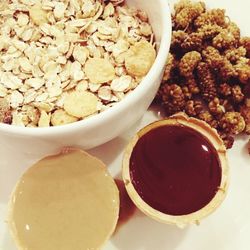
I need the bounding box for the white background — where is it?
[1,0,250,249]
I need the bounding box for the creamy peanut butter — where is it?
[8,149,119,250]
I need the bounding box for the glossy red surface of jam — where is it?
[129,125,222,216]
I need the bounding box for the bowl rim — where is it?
[0,0,172,137]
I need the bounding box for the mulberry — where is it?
[197,62,217,102]
[160,84,185,115]
[219,112,245,135]
[240,104,250,134]
[212,22,240,50]
[202,46,224,70]
[231,85,244,103]
[240,37,250,58]
[224,46,247,63]
[213,30,237,50]
[197,24,223,39]
[181,33,203,51]
[185,100,203,116]
[219,59,238,81]
[182,86,192,100]
[171,30,187,51]
[202,46,237,80]
[186,76,200,94]
[220,99,235,112]
[235,57,250,84]
[175,1,205,29]
[174,0,193,14]
[163,53,177,81]
[179,51,202,78]
[218,132,234,149]
[198,111,218,128]
[218,83,231,97]
[208,97,225,116]
[228,22,241,41]
[194,9,226,28]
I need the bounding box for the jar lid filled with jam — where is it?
[123,113,229,227]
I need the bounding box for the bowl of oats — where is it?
[0,0,171,153]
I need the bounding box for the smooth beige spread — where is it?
[8,149,119,250]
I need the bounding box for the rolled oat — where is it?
[0,0,156,127]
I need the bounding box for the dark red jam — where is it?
[129,125,222,216]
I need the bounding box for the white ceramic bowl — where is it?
[0,0,171,155]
